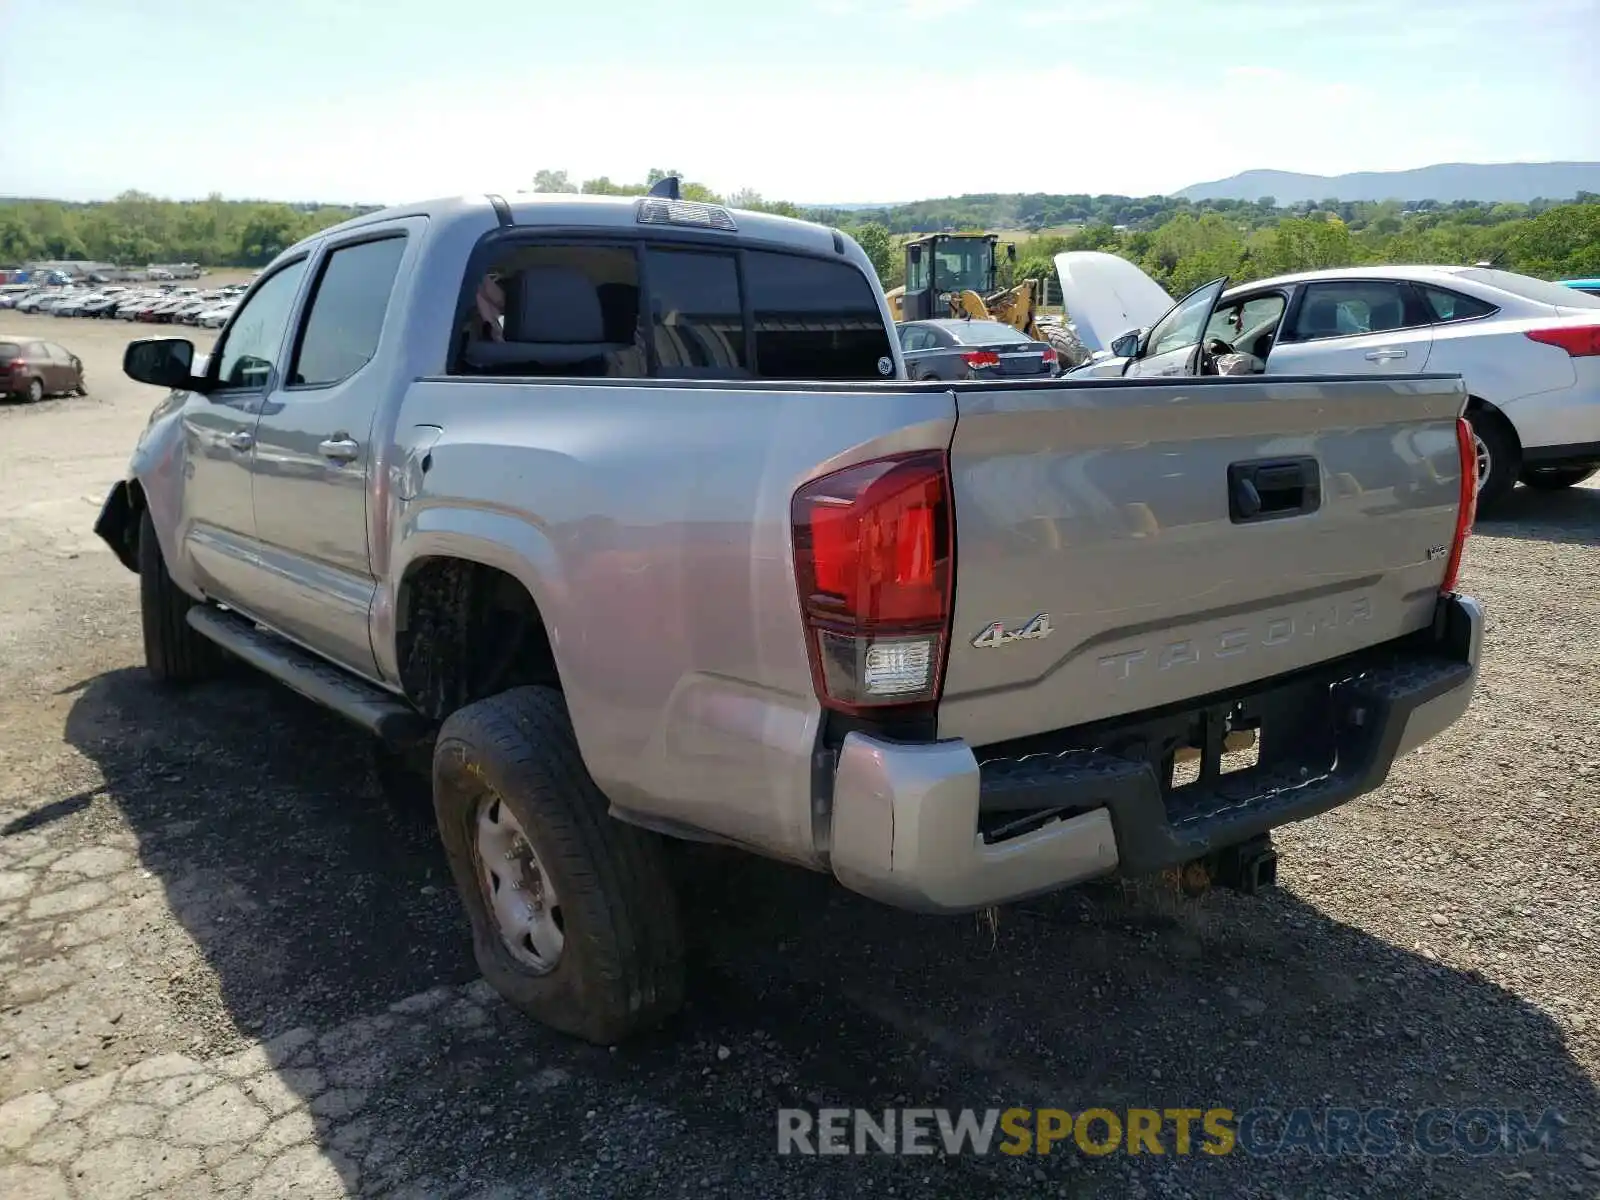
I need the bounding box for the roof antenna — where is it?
[647,175,681,200]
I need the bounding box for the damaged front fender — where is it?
[94,480,140,573]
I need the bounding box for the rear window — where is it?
[1454,269,1600,310]
[452,240,891,382]
[648,248,747,376]
[0,343,18,358]
[744,251,894,379]
[947,322,1031,346]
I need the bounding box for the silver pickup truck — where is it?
[95,188,1483,1044]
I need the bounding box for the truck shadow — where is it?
[1475,482,1600,545]
[54,666,1596,1197]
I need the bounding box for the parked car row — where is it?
[0,283,243,328]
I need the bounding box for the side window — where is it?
[290,236,407,387]
[43,342,68,360]
[1419,286,1497,324]
[454,243,643,378]
[744,251,894,380]
[27,342,47,357]
[901,326,930,352]
[1208,295,1286,348]
[906,249,928,293]
[647,249,746,376]
[1290,281,1415,342]
[214,260,309,390]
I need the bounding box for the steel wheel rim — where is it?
[27,379,41,402]
[1473,432,1491,489]
[474,791,563,973]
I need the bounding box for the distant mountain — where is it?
[1175,162,1600,204]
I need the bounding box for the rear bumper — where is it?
[828,593,1483,913]
[1503,373,1600,454]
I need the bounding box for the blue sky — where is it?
[2,0,1596,204]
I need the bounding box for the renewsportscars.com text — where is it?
[777,1106,1564,1159]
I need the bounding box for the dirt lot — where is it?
[1,311,1596,1199]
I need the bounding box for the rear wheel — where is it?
[25,377,43,404]
[137,508,222,684]
[1519,466,1596,490]
[1466,408,1518,513]
[433,686,685,1044]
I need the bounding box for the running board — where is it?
[186,607,431,746]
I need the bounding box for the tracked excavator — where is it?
[883,233,1090,367]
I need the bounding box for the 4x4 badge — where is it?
[971,613,1054,649]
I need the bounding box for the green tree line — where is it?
[1002,201,1600,297]
[0,192,376,268]
[4,179,1595,297]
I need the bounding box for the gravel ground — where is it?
[0,312,1596,1199]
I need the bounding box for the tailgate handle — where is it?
[1229,457,1321,523]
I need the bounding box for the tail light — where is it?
[7,359,23,373]
[791,451,954,714]
[1441,417,1478,594]
[1525,325,1600,357]
[1040,347,1057,366]
[961,350,1000,369]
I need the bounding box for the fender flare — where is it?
[376,504,573,687]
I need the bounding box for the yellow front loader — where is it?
[884,232,1089,367]
[884,233,1038,331]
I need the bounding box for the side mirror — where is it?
[1110,329,1142,359]
[908,244,923,266]
[1006,243,1017,261]
[123,337,198,390]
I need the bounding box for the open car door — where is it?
[1121,277,1228,378]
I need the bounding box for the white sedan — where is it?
[1057,253,1600,510]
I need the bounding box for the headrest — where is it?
[510,266,605,343]
[1303,297,1342,335]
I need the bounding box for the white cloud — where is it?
[894,0,978,14]
[1223,65,1288,81]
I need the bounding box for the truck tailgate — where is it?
[939,374,1469,747]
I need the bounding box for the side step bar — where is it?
[186,606,431,746]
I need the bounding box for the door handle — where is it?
[1364,348,1408,361]
[226,431,254,452]
[318,436,360,463]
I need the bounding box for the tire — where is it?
[26,377,43,403]
[137,507,221,684]
[433,686,685,1044]
[1466,408,1518,514]
[1519,466,1596,490]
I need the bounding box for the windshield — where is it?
[1454,268,1600,309]
[930,239,993,294]
[949,321,1031,345]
